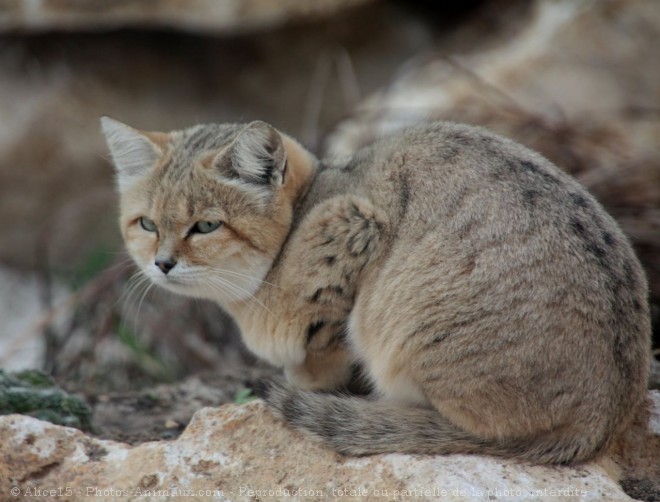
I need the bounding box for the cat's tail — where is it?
[264,382,607,464]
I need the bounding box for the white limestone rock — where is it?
[3,394,658,501]
[0,0,375,34]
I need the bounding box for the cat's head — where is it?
[101,117,317,307]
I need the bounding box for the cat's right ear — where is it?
[228,121,287,186]
[100,116,163,190]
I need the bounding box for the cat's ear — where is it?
[229,121,287,185]
[100,116,163,189]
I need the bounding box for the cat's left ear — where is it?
[100,116,164,190]
[229,121,287,186]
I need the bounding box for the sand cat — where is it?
[101,118,650,464]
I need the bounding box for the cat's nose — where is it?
[155,258,177,275]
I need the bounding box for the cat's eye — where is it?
[191,220,223,234]
[139,217,157,232]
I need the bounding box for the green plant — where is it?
[234,388,257,404]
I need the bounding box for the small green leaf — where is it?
[234,388,256,404]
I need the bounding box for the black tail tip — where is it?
[251,375,292,402]
[249,377,272,400]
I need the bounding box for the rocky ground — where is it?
[0,393,658,502]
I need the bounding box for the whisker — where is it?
[119,275,154,335]
[199,277,246,311]
[213,282,272,314]
[204,267,281,290]
[202,276,275,317]
[136,282,155,322]
[117,272,150,310]
[120,274,153,335]
[121,279,147,312]
[117,263,279,322]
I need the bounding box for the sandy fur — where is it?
[103,119,651,464]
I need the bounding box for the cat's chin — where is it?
[150,275,199,297]
[148,274,240,307]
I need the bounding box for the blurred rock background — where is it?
[0,0,658,424]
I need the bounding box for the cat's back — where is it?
[315,122,642,275]
[340,122,648,321]
[304,123,649,337]
[317,122,611,235]
[314,122,649,425]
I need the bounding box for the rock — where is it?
[325,0,660,155]
[651,358,660,391]
[2,392,658,501]
[0,0,375,34]
[0,266,70,371]
[90,369,276,444]
[0,369,92,431]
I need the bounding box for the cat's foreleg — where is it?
[277,195,387,390]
